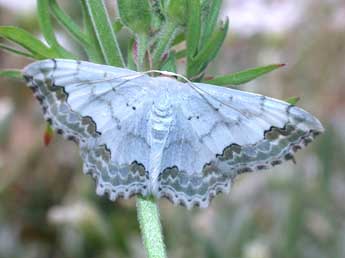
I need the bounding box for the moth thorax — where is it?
[152,92,172,116]
[148,93,173,193]
[150,94,173,139]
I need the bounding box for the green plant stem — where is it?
[137,33,148,71]
[136,196,167,258]
[152,21,178,68]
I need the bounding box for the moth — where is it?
[22,59,324,208]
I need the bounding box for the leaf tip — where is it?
[286,96,300,105]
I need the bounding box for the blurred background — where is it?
[0,0,344,257]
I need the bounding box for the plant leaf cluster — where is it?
[0,0,284,86]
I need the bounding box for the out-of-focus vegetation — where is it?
[0,0,344,258]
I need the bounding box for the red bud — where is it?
[43,123,54,146]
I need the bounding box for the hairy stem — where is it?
[152,21,178,68]
[136,196,167,258]
[137,33,148,71]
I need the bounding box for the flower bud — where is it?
[44,123,53,146]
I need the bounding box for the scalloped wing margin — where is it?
[156,123,321,209]
[23,60,151,201]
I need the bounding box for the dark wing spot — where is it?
[51,59,57,70]
[292,145,302,152]
[271,160,282,166]
[286,104,294,115]
[23,74,33,83]
[260,96,266,110]
[237,167,253,174]
[256,165,268,170]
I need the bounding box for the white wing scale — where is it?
[23,59,324,208]
[23,59,155,200]
[151,80,323,207]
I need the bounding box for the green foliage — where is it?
[0,26,59,59]
[49,0,90,48]
[37,0,76,58]
[83,0,124,67]
[117,0,152,34]
[0,43,35,59]
[0,0,284,83]
[187,18,229,78]
[200,0,222,48]
[186,0,201,60]
[151,21,179,68]
[286,96,300,105]
[80,0,104,63]
[167,0,187,25]
[161,52,177,73]
[0,70,22,79]
[205,64,286,86]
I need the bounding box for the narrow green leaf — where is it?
[80,0,104,63]
[137,34,149,71]
[159,0,168,13]
[286,96,300,105]
[127,38,136,70]
[205,64,286,86]
[152,21,178,68]
[49,0,90,47]
[186,0,201,60]
[161,52,177,73]
[150,0,165,31]
[37,0,76,58]
[0,43,35,58]
[37,0,57,47]
[84,0,125,67]
[0,70,22,79]
[171,32,185,46]
[200,0,222,49]
[195,19,228,64]
[0,26,57,58]
[188,18,229,77]
[175,49,186,59]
